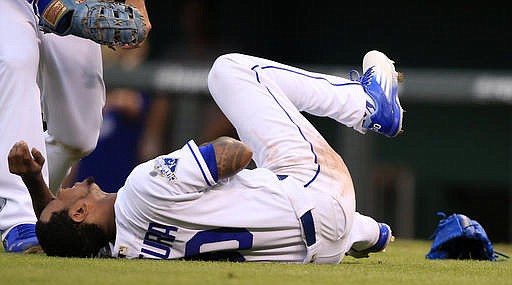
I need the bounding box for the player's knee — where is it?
[45,132,97,160]
[208,53,243,87]
[67,140,97,159]
[76,142,97,158]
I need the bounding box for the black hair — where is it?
[35,209,109,257]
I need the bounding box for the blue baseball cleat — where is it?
[3,224,41,253]
[346,223,394,258]
[351,50,404,138]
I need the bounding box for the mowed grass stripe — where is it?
[1,240,510,285]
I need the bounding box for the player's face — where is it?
[39,177,99,222]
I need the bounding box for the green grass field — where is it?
[1,239,510,285]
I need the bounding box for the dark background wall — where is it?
[146,1,510,70]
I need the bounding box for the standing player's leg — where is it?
[39,34,106,193]
[0,0,47,252]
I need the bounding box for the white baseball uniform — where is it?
[112,54,379,263]
[0,0,105,240]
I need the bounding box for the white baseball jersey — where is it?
[113,140,314,262]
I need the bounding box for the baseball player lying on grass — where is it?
[8,51,403,263]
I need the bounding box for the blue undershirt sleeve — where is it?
[33,0,72,32]
[34,0,53,14]
[198,144,219,182]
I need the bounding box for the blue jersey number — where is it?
[185,228,253,261]
[141,223,253,261]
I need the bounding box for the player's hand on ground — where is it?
[8,141,45,178]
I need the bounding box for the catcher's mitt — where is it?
[34,0,146,47]
[426,212,509,261]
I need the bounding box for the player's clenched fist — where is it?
[8,141,45,178]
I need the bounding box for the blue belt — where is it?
[300,210,316,246]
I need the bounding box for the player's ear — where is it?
[69,202,88,223]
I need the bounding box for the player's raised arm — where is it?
[7,141,55,218]
[209,137,253,179]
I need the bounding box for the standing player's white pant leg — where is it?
[0,0,47,238]
[40,34,105,192]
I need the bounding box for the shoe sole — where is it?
[23,245,44,254]
[363,50,404,137]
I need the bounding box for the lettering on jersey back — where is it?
[140,222,177,259]
[139,222,255,260]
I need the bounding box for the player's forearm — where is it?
[211,137,253,179]
[7,141,56,218]
[21,173,55,219]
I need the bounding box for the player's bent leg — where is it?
[208,53,327,181]
[208,52,405,139]
[210,53,369,133]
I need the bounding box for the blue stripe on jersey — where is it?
[187,142,212,187]
[261,65,360,87]
[250,65,321,188]
[199,144,219,182]
[252,65,261,82]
